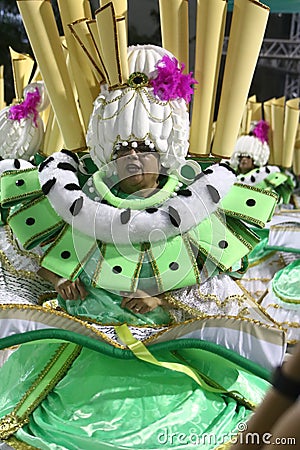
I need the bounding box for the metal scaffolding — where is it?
[259,13,300,98]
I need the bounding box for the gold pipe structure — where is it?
[95,3,128,87]
[41,106,64,156]
[240,102,252,137]
[0,66,5,109]
[211,0,269,159]
[57,0,99,132]
[40,39,71,155]
[9,48,35,101]
[271,96,285,166]
[282,98,300,168]
[240,102,251,137]
[249,96,262,123]
[100,0,128,28]
[159,0,189,72]
[293,124,300,175]
[68,19,105,83]
[263,98,275,164]
[239,96,262,136]
[189,0,227,156]
[17,0,86,151]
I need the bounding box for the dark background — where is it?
[0,0,295,106]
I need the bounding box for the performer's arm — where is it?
[121,289,169,314]
[229,343,300,449]
[37,267,87,301]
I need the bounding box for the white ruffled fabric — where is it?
[0,226,41,274]
[0,82,48,161]
[170,274,278,325]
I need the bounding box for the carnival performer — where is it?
[0,41,283,450]
[0,0,288,448]
[230,120,294,204]
[230,120,271,175]
[229,117,296,297]
[0,43,284,360]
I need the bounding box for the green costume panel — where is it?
[0,162,278,296]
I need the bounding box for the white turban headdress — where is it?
[86,44,196,175]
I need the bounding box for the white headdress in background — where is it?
[0,81,48,160]
[230,120,270,169]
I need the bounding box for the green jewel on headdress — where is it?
[128,72,149,89]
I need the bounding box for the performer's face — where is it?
[238,155,255,174]
[115,143,161,195]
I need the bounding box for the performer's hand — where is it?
[38,267,87,301]
[121,289,163,314]
[55,278,87,301]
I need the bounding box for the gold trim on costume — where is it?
[221,208,265,228]
[4,225,40,262]
[131,246,145,292]
[183,234,201,285]
[233,182,278,199]
[241,277,271,282]
[271,287,300,305]
[248,251,277,268]
[0,303,124,348]
[0,299,285,350]
[0,413,29,441]
[0,343,81,440]
[91,243,105,288]
[5,436,38,450]
[236,280,284,328]
[146,246,164,293]
[270,225,300,232]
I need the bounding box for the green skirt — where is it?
[0,333,270,450]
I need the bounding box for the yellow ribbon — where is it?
[115,323,228,394]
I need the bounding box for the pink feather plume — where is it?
[252,120,269,144]
[8,87,41,127]
[150,55,198,103]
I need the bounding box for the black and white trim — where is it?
[237,165,280,186]
[35,151,235,244]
